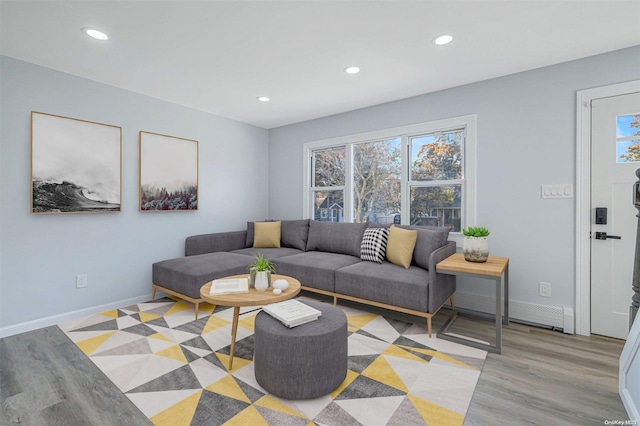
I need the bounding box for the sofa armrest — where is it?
[185,230,248,256]
[427,241,457,313]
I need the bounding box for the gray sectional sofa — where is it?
[152,219,457,336]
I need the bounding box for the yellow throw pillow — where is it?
[386,225,417,269]
[254,221,281,248]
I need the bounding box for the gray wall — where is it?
[268,46,640,311]
[0,56,269,330]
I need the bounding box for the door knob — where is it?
[595,232,621,240]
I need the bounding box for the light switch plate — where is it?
[541,184,573,199]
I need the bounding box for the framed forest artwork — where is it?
[139,131,199,211]
[31,111,122,214]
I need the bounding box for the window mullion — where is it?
[345,144,353,222]
[409,179,464,188]
[401,135,409,225]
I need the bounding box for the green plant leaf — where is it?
[248,253,276,273]
[463,226,490,237]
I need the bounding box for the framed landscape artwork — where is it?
[31,111,122,214]
[139,131,199,211]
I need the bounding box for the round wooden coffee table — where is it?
[200,274,301,369]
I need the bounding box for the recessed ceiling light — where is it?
[433,34,453,46]
[344,66,360,74]
[257,96,270,102]
[83,27,109,41]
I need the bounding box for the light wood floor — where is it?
[0,302,630,425]
[454,313,629,425]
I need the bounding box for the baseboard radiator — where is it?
[450,291,574,334]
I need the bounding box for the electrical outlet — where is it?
[76,274,88,288]
[539,282,551,297]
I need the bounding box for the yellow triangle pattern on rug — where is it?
[206,375,251,404]
[202,315,229,334]
[362,355,409,393]
[76,331,116,356]
[156,344,188,363]
[150,390,202,426]
[238,314,257,331]
[139,312,161,323]
[346,313,378,331]
[164,300,195,316]
[99,309,119,319]
[384,342,429,363]
[409,394,465,425]
[60,296,487,426]
[224,405,269,426]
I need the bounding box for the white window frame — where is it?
[302,115,477,246]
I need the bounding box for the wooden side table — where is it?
[436,253,509,354]
[200,274,301,369]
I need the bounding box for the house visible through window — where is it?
[304,115,476,241]
[311,147,345,222]
[409,129,463,230]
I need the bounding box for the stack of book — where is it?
[263,299,322,328]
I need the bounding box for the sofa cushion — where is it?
[360,227,389,264]
[246,220,274,247]
[254,221,281,248]
[306,221,367,257]
[386,225,417,269]
[281,219,310,251]
[275,252,362,293]
[231,247,303,259]
[411,226,452,270]
[153,252,253,299]
[246,219,310,251]
[335,261,430,312]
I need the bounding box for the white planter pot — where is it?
[463,236,489,263]
[254,271,270,292]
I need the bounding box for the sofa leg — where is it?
[151,286,156,301]
[194,302,199,320]
[449,295,455,311]
[333,296,337,306]
[427,317,432,338]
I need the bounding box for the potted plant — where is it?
[462,226,490,262]
[248,253,276,292]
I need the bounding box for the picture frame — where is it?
[139,131,199,211]
[31,111,122,214]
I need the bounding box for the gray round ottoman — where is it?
[254,299,347,400]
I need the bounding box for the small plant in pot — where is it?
[248,253,276,292]
[462,226,490,263]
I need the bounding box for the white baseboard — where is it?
[0,294,153,338]
[1,290,573,338]
[452,291,571,332]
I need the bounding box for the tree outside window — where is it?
[312,147,345,221]
[353,139,401,223]
[410,130,463,231]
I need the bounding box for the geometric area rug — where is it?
[59,296,487,426]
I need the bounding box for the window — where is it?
[616,114,640,163]
[353,138,401,223]
[311,147,345,222]
[303,115,476,244]
[409,130,463,231]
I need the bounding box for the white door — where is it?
[591,92,640,340]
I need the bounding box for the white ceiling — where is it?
[1,1,639,129]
